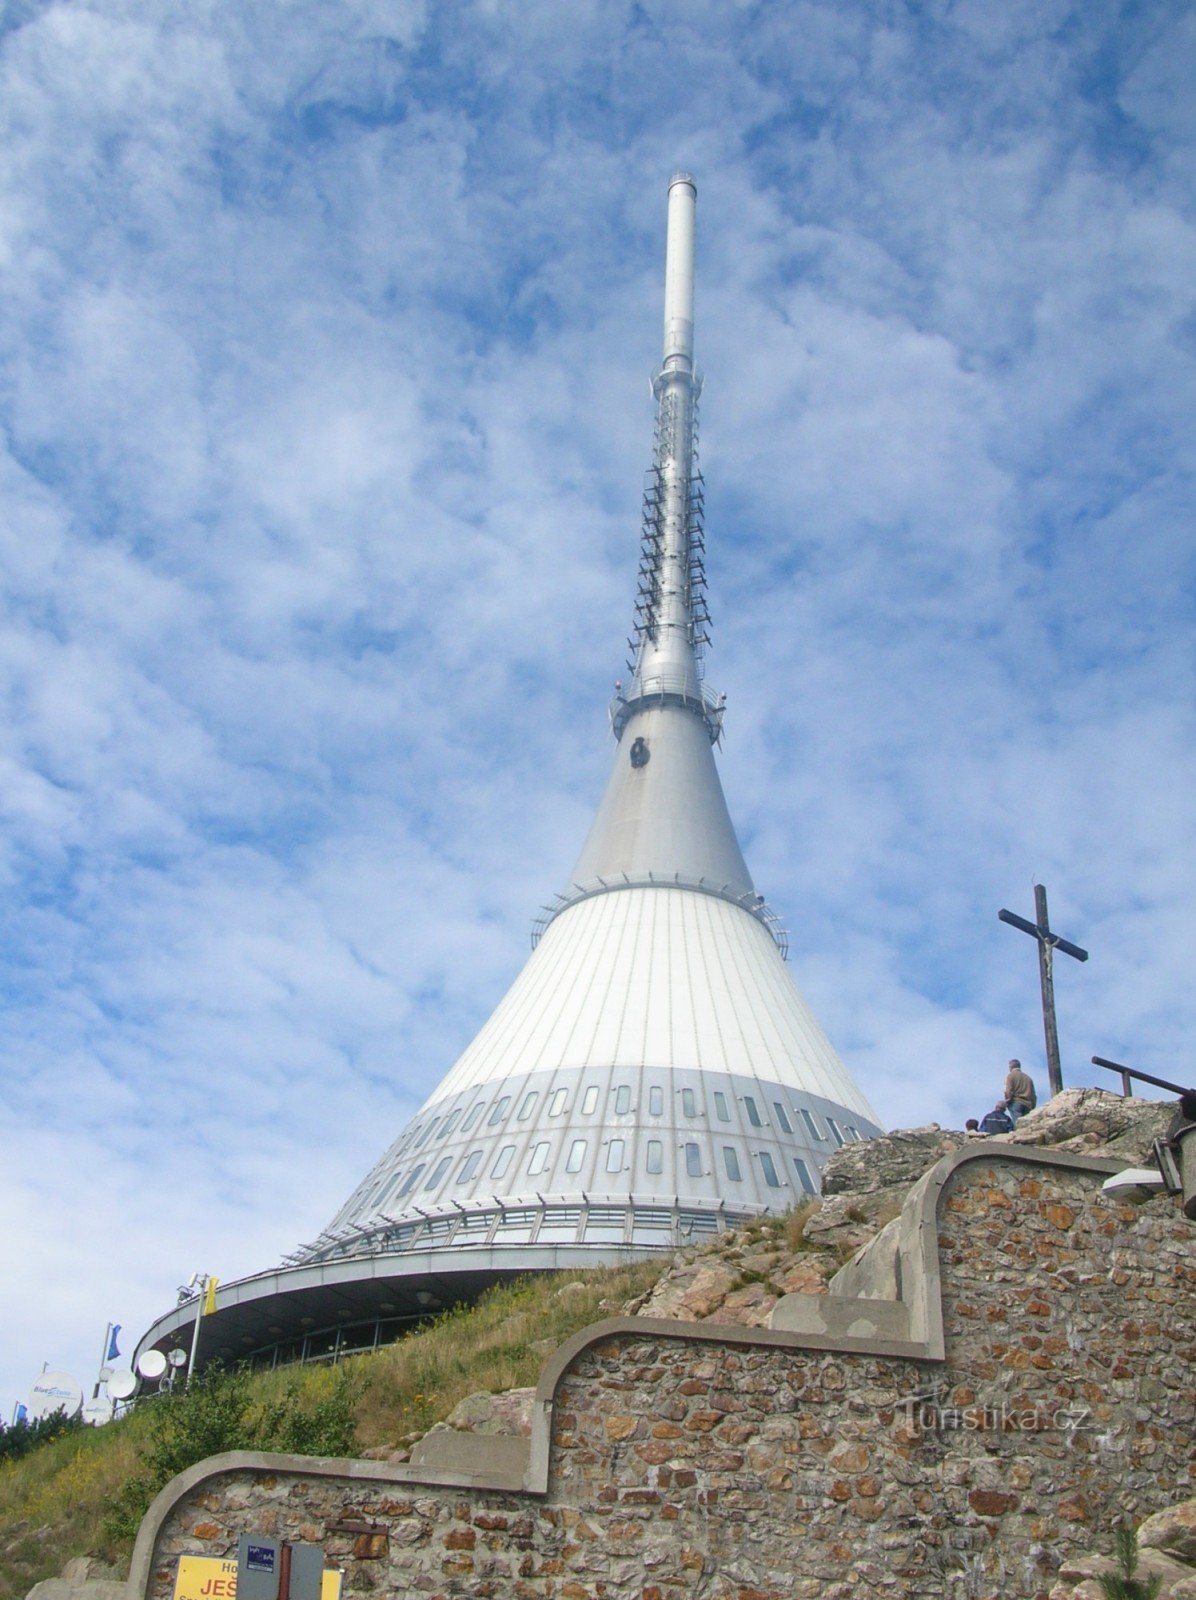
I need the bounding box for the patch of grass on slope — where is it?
[0,1259,663,1600]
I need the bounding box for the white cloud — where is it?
[0,0,1192,1414]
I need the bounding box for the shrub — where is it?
[1099,1524,1162,1600]
[0,1409,82,1465]
[101,1364,360,1544]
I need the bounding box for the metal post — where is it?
[186,1277,206,1386]
[93,1322,112,1400]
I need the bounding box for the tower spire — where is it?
[615,172,716,741]
[559,173,757,930]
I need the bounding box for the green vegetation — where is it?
[1099,1525,1163,1600]
[0,1259,662,1600]
[0,1412,82,1467]
[101,1363,360,1544]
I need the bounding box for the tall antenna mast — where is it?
[613,173,720,742]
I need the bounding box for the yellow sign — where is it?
[173,1556,341,1600]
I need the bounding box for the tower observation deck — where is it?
[135,176,882,1375]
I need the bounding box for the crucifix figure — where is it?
[998,883,1088,1099]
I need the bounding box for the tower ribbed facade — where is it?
[135,175,881,1374]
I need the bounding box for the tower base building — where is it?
[136,175,881,1376]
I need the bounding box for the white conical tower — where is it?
[134,175,882,1375]
[303,173,879,1261]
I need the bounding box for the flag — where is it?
[203,1276,218,1315]
[14,1404,27,1425]
[106,1325,121,1362]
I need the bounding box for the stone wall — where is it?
[131,1146,1194,1600]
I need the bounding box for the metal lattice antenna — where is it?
[612,175,722,744]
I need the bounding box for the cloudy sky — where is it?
[1,0,1193,1417]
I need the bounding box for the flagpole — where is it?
[186,1279,206,1386]
[93,1322,112,1400]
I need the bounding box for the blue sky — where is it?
[1,0,1193,1417]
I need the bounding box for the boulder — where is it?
[1140,1499,1196,1565]
[1007,1086,1175,1164]
[821,1124,965,1195]
[444,1387,535,1437]
[632,1259,741,1320]
[25,1579,126,1600]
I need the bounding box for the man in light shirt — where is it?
[1003,1060,1037,1124]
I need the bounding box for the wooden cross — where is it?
[998,883,1088,1098]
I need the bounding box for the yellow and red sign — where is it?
[173,1556,341,1600]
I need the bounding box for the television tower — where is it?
[135,175,881,1374]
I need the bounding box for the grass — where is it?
[0,1259,662,1600]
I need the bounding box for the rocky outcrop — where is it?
[1049,1497,1196,1600]
[443,1387,534,1436]
[1142,1501,1196,1566]
[624,1240,836,1328]
[1005,1085,1174,1163]
[25,1559,126,1600]
[820,1122,966,1195]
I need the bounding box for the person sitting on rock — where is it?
[978,1101,1014,1135]
[1003,1059,1037,1124]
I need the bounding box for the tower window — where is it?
[397,1165,424,1198]
[581,1086,599,1115]
[527,1142,550,1176]
[424,1156,452,1190]
[614,1085,631,1114]
[800,1110,825,1141]
[743,1096,762,1128]
[518,1092,539,1120]
[629,736,650,768]
[548,1088,568,1117]
[723,1147,741,1182]
[826,1118,845,1147]
[845,1125,862,1142]
[606,1139,624,1173]
[565,1139,587,1174]
[437,1111,461,1140]
[415,1118,439,1149]
[681,1088,697,1118]
[457,1150,483,1183]
[792,1157,816,1195]
[491,1145,514,1178]
[646,1139,663,1174]
[684,1143,701,1177]
[759,1151,781,1188]
[487,1097,512,1127]
[649,1086,664,1116]
[461,1103,484,1132]
[713,1092,730,1122]
[773,1102,793,1134]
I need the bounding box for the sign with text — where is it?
[173,1556,341,1600]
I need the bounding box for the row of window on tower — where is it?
[370,1124,869,1215]
[397,1084,866,1158]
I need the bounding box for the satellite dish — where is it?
[136,1350,168,1381]
[26,1370,83,1422]
[107,1370,138,1400]
[166,1347,188,1368]
[83,1397,114,1426]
